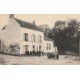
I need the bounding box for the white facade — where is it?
[0,18,20,55]
[44,40,54,53]
[0,19,20,46]
[20,27,44,54]
[0,17,57,55]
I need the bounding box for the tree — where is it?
[39,24,51,37]
[52,19,79,55]
[52,21,66,51]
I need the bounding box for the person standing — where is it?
[55,53,59,60]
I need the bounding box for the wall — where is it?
[44,40,55,53]
[20,27,44,54]
[0,18,57,55]
[0,18,20,55]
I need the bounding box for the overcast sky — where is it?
[0,14,80,29]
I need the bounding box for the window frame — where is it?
[31,34,36,42]
[49,43,51,50]
[24,33,29,41]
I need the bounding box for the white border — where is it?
[0,0,80,14]
[0,65,80,80]
[0,0,80,80]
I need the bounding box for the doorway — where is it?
[33,45,35,52]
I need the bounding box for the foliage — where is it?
[52,19,80,55]
[9,44,20,52]
[39,24,51,37]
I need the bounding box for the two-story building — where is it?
[0,14,57,55]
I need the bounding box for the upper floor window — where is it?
[38,35,42,43]
[24,33,29,41]
[31,34,36,42]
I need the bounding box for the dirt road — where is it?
[0,54,80,65]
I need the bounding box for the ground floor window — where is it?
[25,45,29,52]
[39,46,42,51]
[46,43,51,50]
[49,43,51,50]
[46,43,48,50]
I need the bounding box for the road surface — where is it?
[0,53,80,65]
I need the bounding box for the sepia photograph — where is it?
[0,14,80,65]
[1,0,80,80]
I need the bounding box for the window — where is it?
[46,43,51,50]
[49,43,51,50]
[46,43,48,50]
[25,45,29,51]
[31,34,36,42]
[24,33,28,41]
[33,45,35,51]
[38,35,42,43]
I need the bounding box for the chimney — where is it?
[33,20,36,25]
[9,14,14,19]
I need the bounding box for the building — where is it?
[0,14,57,55]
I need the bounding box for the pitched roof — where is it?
[14,18,43,32]
[44,36,53,41]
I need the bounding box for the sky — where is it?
[0,14,80,29]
